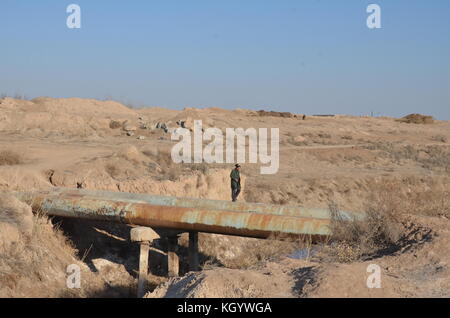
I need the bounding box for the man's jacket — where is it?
[230,169,241,188]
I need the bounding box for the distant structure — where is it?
[312,114,335,117]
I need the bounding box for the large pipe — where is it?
[15,188,361,239]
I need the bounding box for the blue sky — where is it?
[1,1,449,119]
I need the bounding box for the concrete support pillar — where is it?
[167,236,179,277]
[130,226,160,298]
[137,241,149,298]
[188,231,199,272]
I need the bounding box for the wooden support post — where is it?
[188,231,199,272]
[167,236,179,277]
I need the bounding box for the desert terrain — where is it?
[1,96,449,298]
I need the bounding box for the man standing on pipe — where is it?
[230,164,241,202]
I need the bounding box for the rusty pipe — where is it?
[15,188,360,239]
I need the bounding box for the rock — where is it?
[137,135,145,140]
[127,131,135,136]
[123,124,137,132]
[156,122,169,133]
[179,117,193,130]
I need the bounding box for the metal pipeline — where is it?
[15,188,361,239]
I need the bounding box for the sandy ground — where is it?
[1,96,450,297]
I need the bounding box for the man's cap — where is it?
[235,164,241,168]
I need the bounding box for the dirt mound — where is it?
[47,145,243,200]
[256,110,299,119]
[146,266,296,298]
[0,194,137,297]
[0,97,138,137]
[0,195,86,297]
[0,194,30,250]
[0,167,51,191]
[397,114,434,124]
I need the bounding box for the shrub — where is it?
[323,188,404,263]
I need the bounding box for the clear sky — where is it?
[1,1,450,119]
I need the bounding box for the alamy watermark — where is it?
[66,4,381,30]
[366,264,382,289]
[170,120,279,174]
[66,264,81,289]
[367,4,382,29]
[66,4,81,29]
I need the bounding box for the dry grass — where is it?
[324,196,403,263]
[365,142,450,173]
[105,163,122,179]
[143,150,211,181]
[185,162,210,174]
[432,135,448,143]
[0,196,137,298]
[389,177,450,218]
[0,150,24,166]
[321,178,450,263]
[188,233,311,270]
[143,150,181,181]
[217,239,299,269]
[287,136,308,147]
[0,211,90,297]
[109,120,122,129]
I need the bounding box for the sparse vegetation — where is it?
[364,142,450,173]
[186,162,209,174]
[0,150,24,166]
[322,193,404,263]
[1,197,89,297]
[109,120,122,129]
[193,234,310,270]
[287,136,308,147]
[143,150,183,181]
[105,163,122,179]
[432,135,448,143]
[317,132,331,139]
[322,177,449,263]
[142,150,212,181]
